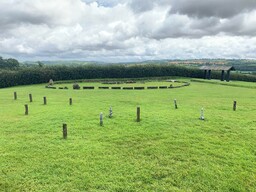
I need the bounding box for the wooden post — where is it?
[14,92,17,100]
[43,97,47,105]
[63,124,67,139]
[29,94,33,102]
[25,104,28,115]
[69,98,72,105]
[174,99,178,109]
[100,112,103,126]
[233,101,237,111]
[137,106,140,122]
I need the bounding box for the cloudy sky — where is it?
[1,0,256,62]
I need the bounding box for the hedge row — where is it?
[0,65,255,88]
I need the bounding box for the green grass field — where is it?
[0,79,256,191]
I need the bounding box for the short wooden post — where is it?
[63,124,67,139]
[233,101,237,111]
[29,94,33,102]
[43,97,47,105]
[137,106,140,122]
[100,112,103,126]
[174,99,178,109]
[14,92,17,100]
[25,104,28,115]
[69,98,72,105]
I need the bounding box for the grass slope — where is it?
[0,79,256,191]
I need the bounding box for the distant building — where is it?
[200,66,235,82]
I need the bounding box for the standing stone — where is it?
[109,106,113,118]
[49,79,54,85]
[200,108,205,120]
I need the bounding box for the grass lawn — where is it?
[0,78,256,191]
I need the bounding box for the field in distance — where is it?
[0,78,255,191]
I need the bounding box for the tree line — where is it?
[0,64,256,88]
[0,56,20,69]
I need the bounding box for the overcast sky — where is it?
[1,0,256,62]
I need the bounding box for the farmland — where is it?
[0,78,256,191]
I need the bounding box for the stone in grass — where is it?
[109,106,113,118]
[48,79,54,85]
[73,83,80,90]
[200,108,205,120]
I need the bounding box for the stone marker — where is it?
[109,106,113,118]
[48,79,54,85]
[200,108,205,120]
[69,98,72,105]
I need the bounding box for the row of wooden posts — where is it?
[14,92,237,139]
[15,92,73,105]
[18,91,237,114]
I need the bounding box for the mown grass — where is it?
[0,78,256,191]
[191,79,256,89]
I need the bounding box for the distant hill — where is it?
[166,59,256,72]
[117,59,256,72]
[22,60,104,66]
[22,59,256,72]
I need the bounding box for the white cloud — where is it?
[0,0,256,61]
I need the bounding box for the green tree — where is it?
[0,56,19,69]
[6,58,19,68]
[37,61,44,67]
